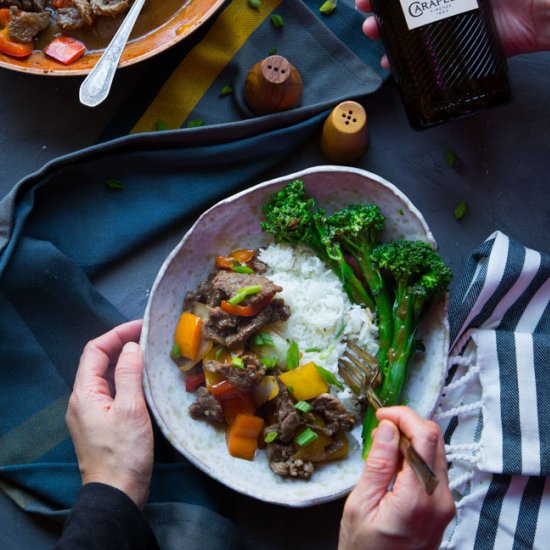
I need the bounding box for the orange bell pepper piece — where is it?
[225,413,265,460]
[174,312,203,360]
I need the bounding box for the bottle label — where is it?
[399,0,479,30]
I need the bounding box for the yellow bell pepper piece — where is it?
[278,362,328,401]
[175,312,203,360]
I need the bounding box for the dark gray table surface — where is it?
[1,47,549,549]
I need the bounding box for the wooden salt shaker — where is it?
[244,55,302,115]
[320,101,369,163]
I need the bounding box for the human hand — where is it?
[356,0,550,69]
[338,407,455,550]
[66,319,154,510]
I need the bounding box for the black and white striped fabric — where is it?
[435,231,550,549]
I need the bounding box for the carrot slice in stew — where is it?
[44,36,85,65]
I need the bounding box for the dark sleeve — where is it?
[53,483,159,550]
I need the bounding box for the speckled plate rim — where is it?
[0,0,225,76]
[141,165,450,507]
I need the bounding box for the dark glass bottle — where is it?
[372,0,513,128]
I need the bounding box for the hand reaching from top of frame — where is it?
[66,320,154,510]
[356,0,550,70]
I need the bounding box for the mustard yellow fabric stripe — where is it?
[0,394,70,466]
[131,0,283,134]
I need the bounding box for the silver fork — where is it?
[338,341,439,496]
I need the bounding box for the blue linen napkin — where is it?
[0,0,385,531]
[436,231,550,549]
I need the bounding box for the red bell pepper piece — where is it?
[185,372,205,393]
[44,35,85,65]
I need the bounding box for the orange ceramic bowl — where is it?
[0,0,225,76]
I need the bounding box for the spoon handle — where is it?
[79,0,147,107]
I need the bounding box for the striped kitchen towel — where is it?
[435,231,550,549]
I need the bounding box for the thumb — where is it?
[113,341,145,405]
[355,420,401,511]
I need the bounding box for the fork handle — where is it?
[398,434,439,496]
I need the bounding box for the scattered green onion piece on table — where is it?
[454,201,468,221]
[219,85,233,97]
[172,344,181,358]
[445,147,458,168]
[106,179,124,191]
[296,428,318,447]
[232,357,244,369]
[269,46,277,55]
[271,14,284,28]
[264,431,278,443]
[316,365,344,389]
[287,340,300,370]
[294,400,313,413]
[248,0,261,8]
[154,118,168,131]
[320,0,337,15]
[186,119,205,128]
[228,285,262,306]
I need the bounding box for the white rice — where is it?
[258,243,379,413]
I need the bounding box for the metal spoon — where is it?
[79,0,146,107]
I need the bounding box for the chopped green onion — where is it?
[294,400,313,413]
[287,340,299,370]
[214,346,224,360]
[105,178,124,191]
[316,365,344,390]
[335,323,346,340]
[271,14,284,28]
[261,356,278,369]
[254,332,275,346]
[264,431,278,443]
[305,346,320,353]
[287,385,294,394]
[445,147,458,168]
[219,85,233,97]
[186,119,205,128]
[268,45,277,55]
[228,284,262,306]
[248,0,261,8]
[295,428,318,447]
[398,208,405,216]
[232,356,244,369]
[320,0,337,15]
[231,264,254,274]
[454,201,468,221]
[154,118,168,131]
[172,344,181,358]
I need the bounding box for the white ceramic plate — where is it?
[141,165,449,507]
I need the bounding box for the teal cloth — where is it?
[0,0,387,544]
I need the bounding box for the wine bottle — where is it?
[372,0,513,128]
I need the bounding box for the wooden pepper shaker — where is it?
[320,101,369,163]
[244,55,303,115]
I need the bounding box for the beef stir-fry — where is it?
[173,248,357,480]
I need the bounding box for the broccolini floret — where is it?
[361,240,452,457]
[261,180,374,309]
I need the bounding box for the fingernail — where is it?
[122,342,141,354]
[376,420,396,443]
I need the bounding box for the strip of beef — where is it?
[0,0,46,11]
[270,457,314,479]
[189,387,224,424]
[211,270,284,310]
[7,6,49,42]
[312,393,356,435]
[203,354,265,392]
[251,257,268,274]
[273,385,304,443]
[183,272,223,311]
[90,0,131,17]
[269,298,291,322]
[204,304,276,349]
